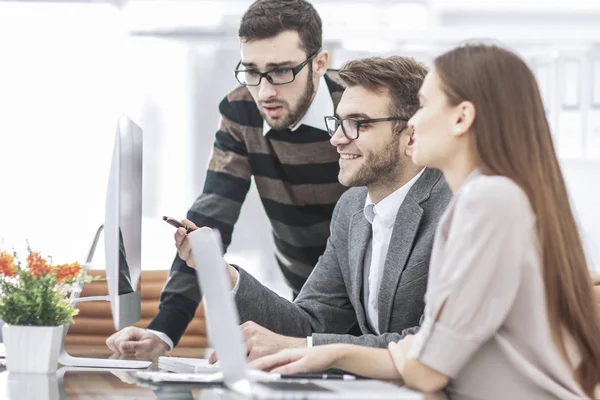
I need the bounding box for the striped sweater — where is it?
[148,72,347,346]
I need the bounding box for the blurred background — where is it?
[0,0,599,300]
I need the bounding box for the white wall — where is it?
[0,2,121,263]
[562,161,600,271]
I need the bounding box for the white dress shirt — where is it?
[307,169,424,346]
[362,169,424,334]
[147,329,174,351]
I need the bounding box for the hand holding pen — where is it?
[165,216,202,269]
[162,216,198,234]
[164,216,238,288]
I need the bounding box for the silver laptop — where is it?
[184,229,427,400]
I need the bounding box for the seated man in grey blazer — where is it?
[113,56,451,359]
[176,56,452,361]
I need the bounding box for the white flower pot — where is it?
[2,324,64,374]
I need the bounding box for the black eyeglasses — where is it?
[234,48,321,87]
[324,116,408,140]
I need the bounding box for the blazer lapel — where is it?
[348,209,372,331]
[377,168,442,332]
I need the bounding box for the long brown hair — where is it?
[434,43,600,398]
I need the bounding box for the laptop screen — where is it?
[189,229,249,385]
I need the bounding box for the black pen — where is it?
[162,216,197,234]
[279,373,356,381]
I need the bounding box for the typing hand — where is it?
[174,221,239,287]
[106,327,168,355]
[209,321,307,364]
[249,345,340,374]
[387,334,415,373]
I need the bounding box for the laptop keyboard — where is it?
[258,382,332,392]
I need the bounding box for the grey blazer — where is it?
[234,168,452,348]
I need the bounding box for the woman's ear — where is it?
[405,126,415,157]
[452,100,476,138]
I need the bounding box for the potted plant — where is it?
[0,248,96,373]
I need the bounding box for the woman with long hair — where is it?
[250,44,600,399]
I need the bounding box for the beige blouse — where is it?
[392,172,590,400]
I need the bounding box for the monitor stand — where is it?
[58,225,151,369]
[58,295,151,369]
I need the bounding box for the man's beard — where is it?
[340,135,404,188]
[261,67,315,131]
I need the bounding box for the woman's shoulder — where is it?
[458,173,533,218]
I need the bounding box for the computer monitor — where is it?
[57,115,150,369]
[104,115,143,331]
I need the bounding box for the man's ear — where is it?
[405,126,415,157]
[313,50,329,78]
[452,101,476,138]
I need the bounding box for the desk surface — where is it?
[0,345,447,400]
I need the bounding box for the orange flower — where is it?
[0,252,17,277]
[27,251,52,278]
[54,262,82,284]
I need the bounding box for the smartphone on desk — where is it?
[163,216,197,234]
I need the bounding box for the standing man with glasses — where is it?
[172,56,452,362]
[107,0,348,354]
